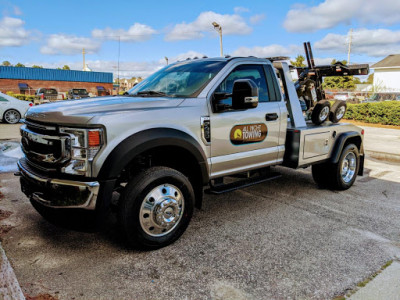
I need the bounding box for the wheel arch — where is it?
[98,128,209,208]
[330,131,363,164]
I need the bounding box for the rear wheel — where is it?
[311,101,331,125]
[312,143,360,190]
[118,166,194,249]
[3,109,21,124]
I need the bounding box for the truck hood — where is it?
[25,96,185,124]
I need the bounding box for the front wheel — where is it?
[3,109,21,124]
[118,166,194,249]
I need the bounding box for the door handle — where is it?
[265,113,278,121]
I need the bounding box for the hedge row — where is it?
[344,101,400,126]
[5,92,39,101]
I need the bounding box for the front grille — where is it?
[21,121,70,172]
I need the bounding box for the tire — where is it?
[329,101,347,123]
[311,101,331,125]
[118,166,195,249]
[312,143,359,190]
[331,143,360,190]
[3,109,21,124]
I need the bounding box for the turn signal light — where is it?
[88,130,101,147]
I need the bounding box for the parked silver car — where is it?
[0,92,32,124]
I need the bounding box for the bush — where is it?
[344,101,400,126]
[5,92,38,102]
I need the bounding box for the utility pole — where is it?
[117,36,121,94]
[212,22,223,57]
[347,28,353,65]
[82,48,86,70]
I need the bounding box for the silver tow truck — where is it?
[16,56,365,249]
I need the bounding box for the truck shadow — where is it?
[28,163,399,253]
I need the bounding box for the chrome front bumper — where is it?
[17,159,99,210]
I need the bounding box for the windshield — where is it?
[45,89,58,95]
[128,60,227,98]
[73,89,88,95]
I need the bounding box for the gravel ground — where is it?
[1,157,399,299]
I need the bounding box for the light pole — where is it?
[212,22,223,57]
[165,57,169,65]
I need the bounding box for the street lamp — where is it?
[165,57,169,65]
[212,22,223,57]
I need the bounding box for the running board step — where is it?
[205,172,281,195]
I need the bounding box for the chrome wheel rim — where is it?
[336,106,346,120]
[4,110,19,124]
[341,152,356,183]
[139,184,184,237]
[320,106,330,122]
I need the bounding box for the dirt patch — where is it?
[0,224,13,240]
[342,119,400,130]
[25,294,58,300]
[0,209,13,221]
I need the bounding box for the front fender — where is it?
[97,128,209,183]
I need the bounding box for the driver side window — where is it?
[215,64,269,108]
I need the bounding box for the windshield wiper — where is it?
[136,90,169,97]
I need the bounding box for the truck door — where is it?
[209,63,286,178]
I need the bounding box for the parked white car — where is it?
[0,92,33,124]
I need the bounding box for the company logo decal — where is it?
[230,123,268,145]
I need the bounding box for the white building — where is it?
[371,55,400,92]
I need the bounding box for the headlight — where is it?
[59,127,104,176]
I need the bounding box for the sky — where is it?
[1,0,400,78]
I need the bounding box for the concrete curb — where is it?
[349,261,400,299]
[0,242,25,300]
[365,150,400,164]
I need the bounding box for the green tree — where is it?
[290,55,306,67]
[2,61,12,66]
[15,62,25,67]
[331,59,348,65]
[62,65,70,70]
[323,76,355,90]
[32,65,43,68]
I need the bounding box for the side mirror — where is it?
[232,79,259,110]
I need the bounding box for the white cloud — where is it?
[232,44,302,58]
[165,11,252,41]
[26,51,208,78]
[92,23,156,42]
[315,28,400,57]
[234,7,249,14]
[284,0,400,33]
[250,14,266,25]
[0,17,30,47]
[314,57,335,65]
[40,34,101,55]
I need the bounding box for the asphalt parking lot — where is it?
[1,124,400,299]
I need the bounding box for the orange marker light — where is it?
[88,130,101,147]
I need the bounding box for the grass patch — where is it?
[345,260,394,298]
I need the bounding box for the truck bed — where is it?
[283,121,362,169]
